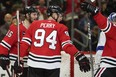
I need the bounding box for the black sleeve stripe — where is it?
[1,41,10,49]
[23,38,32,44]
[103,22,111,33]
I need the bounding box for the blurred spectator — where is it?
[49,0,62,7]
[22,0,37,6]
[100,1,107,16]
[11,3,23,16]
[78,13,96,34]
[78,13,98,51]
[1,0,12,13]
[35,0,47,20]
[103,0,116,16]
[0,3,6,26]
[64,0,80,35]
[0,13,13,41]
[91,26,99,51]
[78,13,89,34]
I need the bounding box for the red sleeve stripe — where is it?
[61,40,72,48]
[22,37,32,45]
[0,40,11,50]
[102,19,111,33]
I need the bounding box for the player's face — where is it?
[57,13,63,23]
[30,12,39,21]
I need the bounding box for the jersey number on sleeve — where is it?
[6,30,13,37]
[34,29,57,50]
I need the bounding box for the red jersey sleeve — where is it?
[58,24,79,56]
[0,24,17,55]
[94,12,116,38]
[94,12,107,30]
[20,22,33,57]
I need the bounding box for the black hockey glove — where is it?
[13,60,23,76]
[75,52,90,72]
[0,54,10,70]
[80,2,99,16]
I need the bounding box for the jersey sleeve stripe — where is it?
[29,53,61,60]
[22,37,32,45]
[28,52,61,63]
[96,46,104,51]
[102,19,111,33]
[100,57,116,67]
[94,67,106,77]
[61,40,72,48]
[22,37,32,42]
[0,40,11,50]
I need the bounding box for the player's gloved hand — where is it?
[80,2,99,16]
[13,60,23,76]
[75,52,90,72]
[0,54,10,70]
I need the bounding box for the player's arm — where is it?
[20,22,34,58]
[59,24,90,72]
[80,2,116,37]
[0,24,17,55]
[0,24,17,70]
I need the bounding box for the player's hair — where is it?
[47,5,62,17]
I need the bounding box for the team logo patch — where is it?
[22,31,25,35]
[65,31,69,36]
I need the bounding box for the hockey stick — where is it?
[6,66,11,77]
[87,21,94,77]
[16,10,21,77]
[87,0,95,77]
[17,10,20,67]
[80,0,95,77]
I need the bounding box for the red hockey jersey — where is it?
[94,12,116,67]
[20,20,78,69]
[0,23,28,66]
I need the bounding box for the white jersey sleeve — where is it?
[94,31,106,70]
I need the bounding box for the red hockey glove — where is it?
[0,54,10,70]
[75,52,90,72]
[13,60,23,76]
[80,2,99,16]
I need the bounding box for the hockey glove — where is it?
[13,60,23,76]
[80,2,99,16]
[0,54,10,70]
[75,52,90,72]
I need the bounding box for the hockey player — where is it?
[80,2,116,77]
[14,5,90,77]
[0,6,39,77]
[94,12,116,72]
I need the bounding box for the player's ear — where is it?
[25,13,29,18]
[52,13,57,19]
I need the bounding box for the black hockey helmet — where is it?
[108,12,116,22]
[47,5,63,16]
[23,6,38,14]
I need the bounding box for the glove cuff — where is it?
[0,55,9,60]
[75,53,86,61]
[74,51,83,57]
